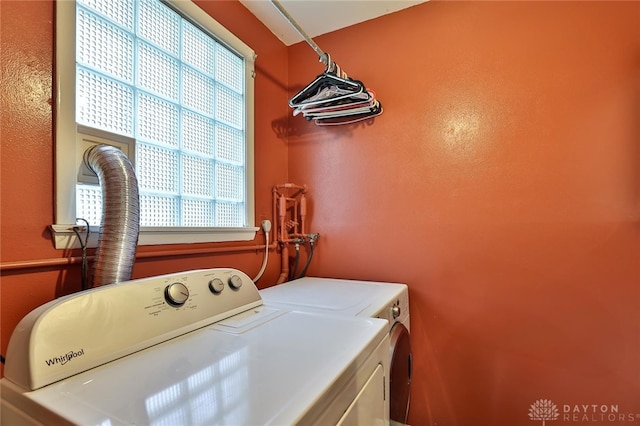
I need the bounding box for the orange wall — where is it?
[286,1,639,425]
[2,1,639,425]
[0,0,288,372]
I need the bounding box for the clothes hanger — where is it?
[289,57,366,108]
[293,89,377,116]
[270,0,382,125]
[314,101,383,126]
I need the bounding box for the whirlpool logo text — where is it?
[44,349,85,367]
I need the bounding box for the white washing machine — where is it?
[260,277,412,424]
[1,268,390,425]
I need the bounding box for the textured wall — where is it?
[2,1,639,425]
[286,2,640,425]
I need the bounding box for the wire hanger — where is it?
[269,0,383,125]
[288,65,366,108]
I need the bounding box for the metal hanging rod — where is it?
[269,0,332,69]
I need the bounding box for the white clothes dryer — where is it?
[1,269,390,425]
[261,277,412,424]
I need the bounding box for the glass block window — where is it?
[74,0,248,228]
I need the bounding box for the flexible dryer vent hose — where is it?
[84,145,140,287]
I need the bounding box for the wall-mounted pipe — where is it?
[300,193,307,235]
[276,190,289,284]
[84,145,140,287]
[0,242,278,272]
[273,183,317,284]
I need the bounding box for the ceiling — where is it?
[239,0,428,46]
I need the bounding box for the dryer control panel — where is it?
[375,285,410,332]
[394,287,410,328]
[4,268,261,391]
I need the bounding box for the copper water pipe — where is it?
[278,193,287,241]
[276,190,289,283]
[275,182,306,194]
[277,243,289,284]
[272,188,278,243]
[0,242,277,272]
[273,183,309,284]
[272,183,309,240]
[299,193,307,235]
[272,187,285,283]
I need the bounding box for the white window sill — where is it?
[50,225,259,250]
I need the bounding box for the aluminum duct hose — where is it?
[84,145,140,287]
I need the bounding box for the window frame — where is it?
[53,0,257,250]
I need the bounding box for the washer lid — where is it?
[5,310,388,426]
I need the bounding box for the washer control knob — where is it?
[228,274,243,289]
[165,282,189,306]
[391,305,401,319]
[208,278,225,294]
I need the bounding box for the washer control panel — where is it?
[4,268,262,391]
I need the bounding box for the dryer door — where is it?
[389,322,412,423]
